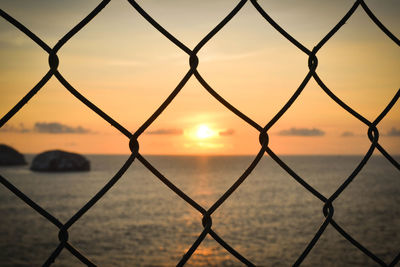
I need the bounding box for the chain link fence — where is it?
[1,0,399,266]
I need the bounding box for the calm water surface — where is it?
[0,155,399,266]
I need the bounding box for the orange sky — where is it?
[1,0,399,155]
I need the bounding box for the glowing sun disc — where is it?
[196,125,215,139]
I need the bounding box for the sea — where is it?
[0,155,399,267]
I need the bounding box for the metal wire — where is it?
[0,0,399,266]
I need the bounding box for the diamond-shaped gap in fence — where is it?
[55,0,189,131]
[315,7,400,121]
[251,0,359,50]
[195,1,306,126]
[211,154,328,266]
[1,0,110,47]
[139,77,261,207]
[133,0,246,49]
[131,153,264,264]
[267,78,373,175]
[333,154,400,264]
[0,18,48,118]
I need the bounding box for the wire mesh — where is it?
[0,0,399,266]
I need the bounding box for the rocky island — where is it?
[30,150,90,172]
[0,144,27,166]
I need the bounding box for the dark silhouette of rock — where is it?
[31,150,90,172]
[0,144,27,166]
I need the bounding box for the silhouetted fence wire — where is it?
[1,0,399,266]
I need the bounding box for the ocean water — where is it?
[0,155,399,266]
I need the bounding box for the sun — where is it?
[196,124,215,139]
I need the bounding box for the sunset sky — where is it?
[0,0,399,155]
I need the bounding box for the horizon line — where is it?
[21,152,400,157]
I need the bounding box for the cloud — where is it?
[341,131,355,137]
[146,128,183,135]
[387,127,400,137]
[0,123,30,133]
[278,127,325,137]
[1,122,94,134]
[219,129,235,136]
[34,122,93,134]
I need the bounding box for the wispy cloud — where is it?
[387,127,400,137]
[278,127,325,137]
[146,128,183,135]
[0,123,30,133]
[1,122,94,134]
[34,122,93,134]
[341,131,355,137]
[219,129,235,136]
